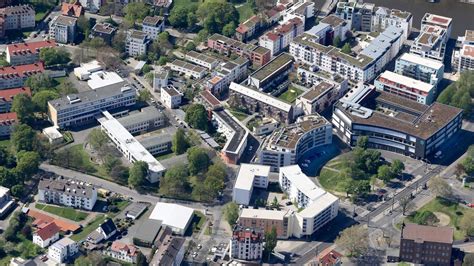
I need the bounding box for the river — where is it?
[362,0,474,37]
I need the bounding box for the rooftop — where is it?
[300,82,334,101]
[61,1,83,17]
[250,53,294,83]
[208,33,270,55]
[142,16,164,27]
[129,30,148,40]
[229,82,293,113]
[87,71,125,90]
[92,22,116,34]
[0,87,31,102]
[53,15,77,26]
[465,30,474,43]
[111,241,138,257]
[3,4,34,15]
[149,202,194,231]
[213,109,248,153]
[0,112,17,125]
[36,222,60,240]
[377,71,435,93]
[234,164,271,191]
[161,85,181,97]
[461,44,474,58]
[152,231,185,266]
[39,177,97,198]
[0,63,44,79]
[6,40,56,56]
[186,51,220,65]
[397,53,444,70]
[169,59,206,74]
[239,208,290,221]
[51,237,76,249]
[402,223,453,244]
[422,13,452,28]
[320,15,346,28]
[134,219,162,243]
[117,106,165,128]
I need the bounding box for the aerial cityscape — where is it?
[0,0,474,265]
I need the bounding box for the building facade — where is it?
[49,15,77,44]
[185,51,220,70]
[0,87,31,113]
[395,53,444,88]
[335,1,374,32]
[238,209,292,239]
[205,57,249,98]
[160,85,182,109]
[168,59,207,79]
[48,238,79,263]
[142,16,164,39]
[259,17,304,56]
[91,22,116,44]
[233,164,270,206]
[372,7,412,42]
[0,62,44,89]
[105,241,140,263]
[126,30,150,57]
[0,112,17,137]
[452,30,474,73]
[38,178,98,210]
[33,222,60,248]
[230,226,264,262]
[6,40,57,66]
[207,34,271,66]
[1,5,35,30]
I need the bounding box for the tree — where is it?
[136,252,147,266]
[335,224,369,257]
[32,90,59,116]
[103,154,121,173]
[141,64,153,74]
[24,73,54,93]
[413,210,438,225]
[124,2,149,23]
[223,202,239,226]
[222,22,236,37]
[11,124,37,152]
[399,196,414,215]
[112,31,126,53]
[157,56,168,66]
[391,159,405,179]
[462,156,474,176]
[187,147,210,175]
[185,104,208,131]
[11,93,35,124]
[0,146,15,168]
[271,196,279,208]
[347,179,370,200]
[196,0,239,35]
[437,71,474,116]
[377,165,393,184]
[428,176,453,199]
[341,42,352,54]
[128,161,148,188]
[159,164,189,197]
[333,36,342,48]
[168,6,191,28]
[264,227,277,260]
[356,136,368,149]
[137,89,152,103]
[15,151,40,180]
[74,253,106,266]
[87,129,109,159]
[10,184,24,197]
[185,41,196,52]
[172,128,189,155]
[463,253,474,266]
[39,47,71,66]
[57,79,78,96]
[0,167,17,188]
[459,212,474,237]
[157,31,173,52]
[187,12,198,28]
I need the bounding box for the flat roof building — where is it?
[168,59,207,79]
[233,164,271,206]
[238,208,293,239]
[395,53,444,88]
[453,30,474,73]
[248,53,294,91]
[149,203,194,236]
[185,51,220,70]
[87,71,126,90]
[73,60,103,80]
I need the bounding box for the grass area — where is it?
[278,87,304,103]
[229,110,249,121]
[29,0,58,22]
[155,152,175,161]
[236,3,255,23]
[0,139,10,147]
[36,203,88,222]
[406,197,474,240]
[114,200,130,212]
[318,157,350,193]
[173,0,202,9]
[71,214,106,241]
[193,211,207,232]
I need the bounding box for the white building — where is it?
[160,85,182,109]
[117,106,166,134]
[105,241,140,264]
[89,219,117,244]
[259,114,332,171]
[259,17,304,56]
[185,51,220,70]
[395,53,444,88]
[87,71,126,90]
[421,13,452,42]
[48,238,79,263]
[149,203,194,235]
[33,222,60,248]
[374,71,436,104]
[279,165,339,238]
[233,164,271,206]
[153,69,169,91]
[372,7,412,42]
[205,57,249,97]
[453,30,474,73]
[42,126,63,145]
[230,226,264,262]
[318,15,351,42]
[49,15,77,44]
[38,178,98,210]
[98,111,166,183]
[126,30,150,57]
[73,60,103,80]
[168,59,207,79]
[2,5,35,30]
[142,16,165,39]
[0,186,14,218]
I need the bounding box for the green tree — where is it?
[187,12,198,28]
[103,154,121,173]
[112,31,127,53]
[185,104,208,131]
[187,147,210,175]
[333,36,342,48]
[137,89,152,103]
[413,210,438,225]
[377,165,393,184]
[264,226,277,260]
[141,64,153,74]
[157,31,173,51]
[157,56,168,65]
[10,184,24,197]
[124,2,150,23]
[32,90,59,116]
[356,136,369,149]
[391,159,405,179]
[159,164,189,197]
[464,254,474,266]
[428,176,453,199]
[24,73,54,93]
[57,79,78,96]
[224,202,239,226]
[271,196,279,208]
[11,93,35,124]
[0,146,15,168]
[459,211,474,237]
[11,124,37,152]
[185,41,196,52]
[222,22,236,37]
[172,128,189,155]
[462,156,474,175]
[39,47,71,66]
[87,128,109,157]
[168,6,191,28]
[347,179,370,200]
[0,167,17,188]
[128,161,148,188]
[196,0,239,34]
[437,71,474,116]
[15,151,40,180]
[341,42,352,54]
[335,225,369,257]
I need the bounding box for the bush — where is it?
[413,210,439,225]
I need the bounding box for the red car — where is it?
[467,203,474,208]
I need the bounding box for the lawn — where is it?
[193,211,206,232]
[229,110,249,121]
[173,0,202,9]
[406,197,474,240]
[36,203,89,222]
[318,157,351,193]
[71,214,106,241]
[278,87,304,103]
[29,0,58,22]
[236,3,255,23]
[155,152,175,161]
[0,139,10,147]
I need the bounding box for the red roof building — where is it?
[106,241,140,263]
[0,87,31,112]
[316,249,342,266]
[61,1,84,17]
[6,41,57,65]
[0,63,44,89]
[33,221,60,248]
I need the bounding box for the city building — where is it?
[247,53,294,91]
[335,1,375,32]
[421,13,453,41]
[395,53,444,88]
[314,248,343,266]
[73,60,103,80]
[87,71,126,90]
[212,109,249,164]
[259,114,332,171]
[49,15,77,44]
[452,30,474,73]
[78,0,102,13]
[91,22,116,44]
[160,85,182,109]
[235,15,265,42]
[259,17,304,56]
[88,219,117,244]
[126,30,150,57]
[48,85,136,128]
[185,51,220,70]
[153,69,169,91]
[375,71,436,105]
[38,177,98,210]
[0,0,12,8]
[42,126,64,145]
[372,7,412,41]
[315,15,351,44]
[9,258,36,266]
[48,237,79,263]
[0,62,44,89]
[168,59,207,79]
[410,25,447,62]
[205,57,249,98]
[150,227,186,266]
[117,106,166,135]
[0,186,14,218]
[33,222,60,248]
[229,82,294,124]
[399,224,453,265]
[142,16,165,39]
[207,34,271,66]
[252,117,279,136]
[1,5,35,30]
[61,1,84,17]
[105,241,140,264]
[149,203,194,236]
[332,85,463,159]
[280,0,315,23]
[238,208,293,239]
[139,133,172,156]
[5,40,57,65]
[0,112,17,137]
[279,165,339,238]
[0,17,4,38]
[233,164,271,205]
[98,111,165,183]
[0,87,31,113]
[230,226,264,261]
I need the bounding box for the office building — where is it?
[395,53,444,88]
[212,109,249,164]
[238,209,293,239]
[168,59,206,79]
[421,13,452,41]
[87,71,126,90]
[230,226,264,262]
[375,71,436,104]
[205,57,249,98]
[233,164,271,205]
[0,186,14,218]
[117,106,166,134]
[372,7,412,41]
[126,30,150,57]
[160,85,182,109]
[259,114,332,171]
[279,165,339,238]
[48,238,79,263]
[139,133,172,156]
[185,51,220,70]
[207,33,271,66]
[332,85,463,159]
[105,241,140,264]
[0,112,16,137]
[142,16,164,39]
[33,222,60,248]
[149,203,194,236]
[0,62,44,89]
[99,111,165,183]
[247,53,294,91]
[38,177,98,210]
[91,22,116,44]
[150,227,185,266]
[259,17,304,56]
[399,224,453,265]
[1,5,35,30]
[73,60,103,80]
[153,69,169,91]
[49,15,77,44]
[452,30,474,73]
[0,87,31,113]
[48,85,135,128]
[5,40,57,66]
[335,1,375,32]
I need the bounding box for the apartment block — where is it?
[238,209,292,239]
[372,7,412,41]
[247,53,294,91]
[235,15,265,42]
[230,226,264,262]
[452,30,474,73]
[0,62,44,89]
[1,5,35,30]
[410,14,452,62]
[207,33,271,66]
[38,177,98,210]
[0,87,31,113]
[395,53,444,88]
[142,16,165,40]
[212,109,249,164]
[185,51,220,70]
[153,69,169,91]
[168,59,206,79]
[335,1,375,32]
[233,164,271,205]
[421,13,452,41]
[49,15,77,44]
[319,15,351,43]
[47,85,136,128]
[259,17,304,56]
[48,238,79,264]
[91,22,116,44]
[259,114,332,171]
[150,227,185,266]
[126,30,150,57]
[139,133,172,156]
[160,85,182,109]
[0,112,16,137]
[117,106,166,134]
[0,186,15,218]
[33,222,60,248]
[6,40,57,65]
[205,57,249,98]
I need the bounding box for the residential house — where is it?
[142,16,164,39]
[38,177,98,210]
[48,237,79,263]
[49,15,77,44]
[105,241,140,263]
[33,222,60,248]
